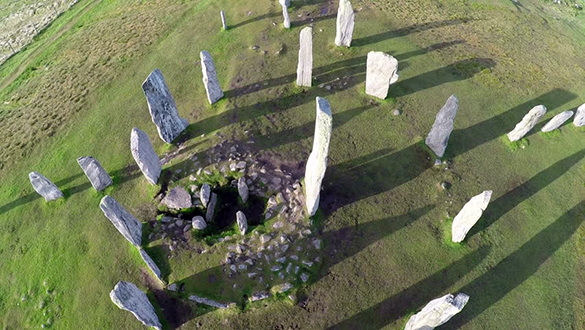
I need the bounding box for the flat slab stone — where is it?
[192,216,207,230]
[541,110,574,132]
[452,190,492,243]
[77,156,112,191]
[110,281,161,330]
[574,103,585,127]
[206,192,218,222]
[141,68,188,143]
[251,291,271,302]
[200,51,224,104]
[296,27,313,87]
[365,51,399,99]
[162,187,192,209]
[335,0,355,47]
[188,295,232,308]
[425,95,459,158]
[237,177,249,203]
[99,195,142,247]
[507,105,546,142]
[236,211,248,235]
[131,127,162,185]
[29,172,63,202]
[139,249,163,283]
[405,293,469,330]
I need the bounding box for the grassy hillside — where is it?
[0,0,583,329]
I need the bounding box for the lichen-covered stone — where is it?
[365,51,399,99]
[405,293,469,330]
[335,0,354,47]
[192,216,207,230]
[452,190,492,243]
[425,95,459,158]
[296,27,313,87]
[200,51,224,104]
[236,211,248,235]
[507,105,547,141]
[28,172,63,202]
[162,187,192,209]
[574,103,585,127]
[541,110,573,132]
[77,156,112,191]
[131,127,162,185]
[237,177,249,203]
[279,0,291,28]
[188,295,231,308]
[99,195,142,247]
[110,281,162,330]
[139,249,163,283]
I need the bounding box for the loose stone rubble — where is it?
[76,156,112,191]
[452,190,492,243]
[99,195,142,247]
[541,110,574,132]
[574,103,585,127]
[365,51,399,99]
[335,0,355,47]
[236,211,248,235]
[425,95,459,158]
[507,105,547,141]
[296,27,313,87]
[139,248,163,283]
[279,0,291,28]
[141,68,189,143]
[131,127,162,185]
[238,177,249,203]
[110,281,162,330]
[28,172,63,202]
[220,10,227,30]
[405,293,469,330]
[162,187,192,209]
[200,50,224,104]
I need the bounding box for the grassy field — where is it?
[0,0,584,329]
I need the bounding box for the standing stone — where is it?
[305,97,333,216]
[110,281,162,330]
[507,105,547,141]
[28,172,63,202]
[206,192,218,222]
[192,216,207,230]
[130,128,162,185]
[574,103,585,127]
[279,0,291,28]
[99,195,142,247]
[541,110,574,132]
[141,68,188,143]
[365,51,399,99]
[76,156,112,191]
[405,293,469,330]
[236,211,248,235]
[200,51,224,105]
[425,95,459,158]
[296,27,313,87]
[162,187,192,209]
[139,249,163,283]
[238,177,249,203]
[220,10,227,30]
[452,190,492,243]
[335,0,355,47]
[200,183,211,207]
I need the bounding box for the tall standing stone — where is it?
[77,156,112,191]
[405,293,469,330]
[305,97,333,216]
[142,69,188,143]
[296,27,313,87]
[506,105,547,142]
[110,281,162,330]
[28,172,63,202]
[365,51,399,99]
[139,248,163,283]
[574,103,585,127]
[131,127,162,185]
[200,183,211,207]
[220,10,227,30]
[236,211,248,235]
[99,195,142,247]
[206,192,218,222]
[425,95,459,158]
[541,110,574,132]
[335,0,355,47]
[279,0,291,28]
[452,190,492,243]
[200,51,224,104]
[237,177,249,203]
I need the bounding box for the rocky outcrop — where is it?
[162,187,192,209]
[238,177,249,203]
[236,211,248,235]
[206,193,218,222]
[131,127,162,185]
[296,27,313,87]
[200,183,211,207]
[335,0,354,47]
[405,293,469,330]
[365,51,399,99]
[28,172,63,202]
[279,0,291,28]
[77,156,112,191]
[305,97,333,216]
[425,95,459,158]
[452,190,492,243]
[200,51,224,104]
[541,110,574,132]
[574,104,585,127]
[110,281,162,330]
[139,249,163,283]
[99,196,142,247]
[192,216,207,230]
[507,105,546,141]
[141,68,188,143]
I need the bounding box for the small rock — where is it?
[300,273,309,283]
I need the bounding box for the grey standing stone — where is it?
[162,187,192,209]
[131,127,162,185]
[452,190,492,243]
[335,0,354,47]
[141,69,188,143]
[77,156,112,191]
[405,293,469,330]
[574,103,585,127]
[237,177,249,203]
[110,281,162,330]
[28,172,63,202]
[206,192,218,222]
[365,51,399,99]
[236,211,248,235]
[541,110,574,132]
[425,95,459,158]
[507,105,547,142]
[139,249,163,283]
[200,51,224,105]
[200,183,211,207]
[305,97,333,216]
[188,295,232,308]
[296,27,313,87]
[192,216,207,230]
[99,195,142,247]
[220,10,227,30]
[279,0,291,28]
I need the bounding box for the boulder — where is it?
[28,172,63,202]
[130,127,162,185]
[162,187,192,209]
[405,293,469,330]
[206,193,218,222]
[188,295,231,308]
[192,216,207,230]
[305,97,333,216]
[335,0,355,47]
[200,51,224,104]
[236,211,248,235]
[99,196,142,247]
[220,10,227,30]
[76,156,112,191]
[279,0,291,28]
[365,51,399,99]
[574,103,585,127]
[139,249,163,283]
[506,105,547,141]
[451,190,492,243]
[141,68,188,143]
[296,27,313,87]
[237,177,249,203]
[541,110,574,132]
[200,183,211,207]
[110,281,162,330]
[425,95,459,158]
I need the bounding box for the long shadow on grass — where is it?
[327,245,491,329]
[444,201,585,329]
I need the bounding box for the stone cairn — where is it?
[425,95,459,159]
[452,190,492,243]
[77,156,113,192]
[131,127,162,185]
[296,27,313,87]
[110,281,162,330]
[220,10,227,30]
[335,0,355,47]
[279,0,291,29]
[200,50,224,104]
[28,172,63,202]
[365,51,399,99]
[405,293,469,330]
[506,105,547,142]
